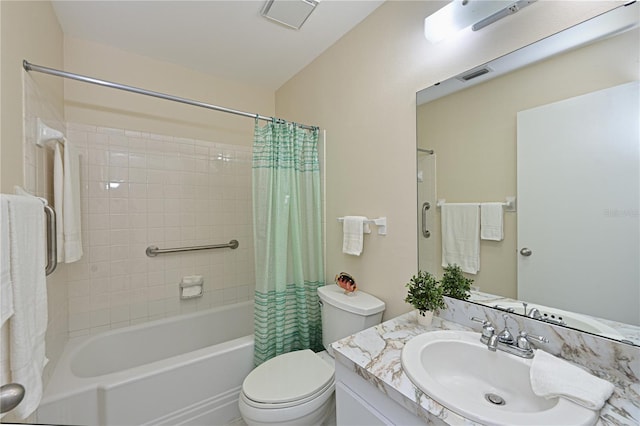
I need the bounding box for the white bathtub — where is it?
[37,301,254,426]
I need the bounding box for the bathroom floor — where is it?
[227,417,247,426]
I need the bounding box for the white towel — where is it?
[480,202,504,241]
[530,350,615,410]
[63,141,83,262]
[53,142,65,262]
[1,196,14,327]
[53,141,83,263]
[3,194,49,419]
[342,216,367,256]
[441,203,480,274]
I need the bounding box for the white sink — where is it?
[401,330,598,426]
[496,302,625,341]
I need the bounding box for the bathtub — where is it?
[37,301,254,426]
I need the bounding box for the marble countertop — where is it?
[331,310,636,426]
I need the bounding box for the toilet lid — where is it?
[243,349,334,404]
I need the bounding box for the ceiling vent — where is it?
[261,0,319,30]
[457,67,492,82]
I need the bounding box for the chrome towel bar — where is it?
[146,240,239,257]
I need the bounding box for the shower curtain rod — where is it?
[23,60,318,131]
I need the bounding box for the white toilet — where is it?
[238,285,385,426]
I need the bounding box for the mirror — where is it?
[417,3,639,346]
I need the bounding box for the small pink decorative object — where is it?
[335,272,357,294]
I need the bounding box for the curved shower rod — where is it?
[23,60,318,131]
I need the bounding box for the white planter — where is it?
[415,310,433,326]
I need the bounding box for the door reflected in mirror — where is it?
[416,3,639,345]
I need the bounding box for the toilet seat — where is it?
[242,349,334,408]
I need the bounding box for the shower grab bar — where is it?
[146,240,239,257]
[421,202,431,238]
[43,203,57,276]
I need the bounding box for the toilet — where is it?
[238,285,385,426]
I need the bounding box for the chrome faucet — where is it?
[497,314,516,345]
[471,317,498,351]
[522,302,541,319]
[471,316,548,359]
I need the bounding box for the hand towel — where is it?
[53,142,65,262]
[441,203,480,274]
[480,202,504,241]
[342,216,367,256]
[1,196,14,327]
[5,194,49,419]
[62,141,83,262]
[53,141,83,263]
[530,350,615,410]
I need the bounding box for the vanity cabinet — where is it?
[334,361,445,426]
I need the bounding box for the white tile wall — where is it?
[66,123,254,337]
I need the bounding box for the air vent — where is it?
[261,0,319,30]
[457,67,492,82]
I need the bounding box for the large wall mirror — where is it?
[417,3,639,346]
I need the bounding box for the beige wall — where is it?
[0,1,68,420]
[64,37,275,146]
[418,28,640,299]
[275,1,623,320]
[1,0,64,193]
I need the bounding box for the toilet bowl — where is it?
[239,285,385,426]
[238,349,335,426]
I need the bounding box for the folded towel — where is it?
[54,141,83,263]
[530,350,615,410]
[342,216,367,256]
[63,141,83,263]
[3,193,49,419]
[54,142,65,262]
[441,203,480,274]
[480,202,504,241]
[1,196,14,327]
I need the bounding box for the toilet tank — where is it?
[317,285,385,352]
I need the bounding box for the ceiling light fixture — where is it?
[261,0,319,30]
[424,0,536,43]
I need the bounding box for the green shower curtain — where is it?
[252,119,325,366]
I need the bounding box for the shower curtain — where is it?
[252,119,324,366]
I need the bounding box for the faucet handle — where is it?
[471,316,487,324]
[516,331,549,350]
[471,317,495,338]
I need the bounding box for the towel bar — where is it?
[436,197,516,212]
[337,217,387,235]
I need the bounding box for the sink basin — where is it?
[401,330,598,426]
[495,302,625,341]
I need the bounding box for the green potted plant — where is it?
[440,264,473,301]
[404,270,446,326]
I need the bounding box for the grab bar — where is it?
[43,204,57,276]
[421,201,431,238]
[146,240,239,257]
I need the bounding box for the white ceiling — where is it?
[51,0,385,91]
